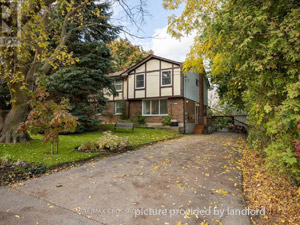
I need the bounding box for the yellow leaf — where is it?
[216,189,228,194]
[176,222,182,225]
[152,166,159,171]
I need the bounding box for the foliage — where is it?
[164,0,300,182]
[0,155,13,166]
[78,141,100,152]
[20,87,78,154]
[108,38,153,71]
[242,145,300,224]
[0,0,119,143]
[137,115,146,125]
[46,41,117,133]
[162,116,172,126]
[97,131,130,152]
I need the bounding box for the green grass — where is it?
[0,127,181,167]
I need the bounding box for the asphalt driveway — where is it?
[0,132,252,225]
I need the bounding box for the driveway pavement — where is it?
[0,132,252,225]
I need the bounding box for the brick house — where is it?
[100,54,210,134]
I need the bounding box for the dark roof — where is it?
[107,55,182,78]
[107,71,125,77]
[121,54,182,76]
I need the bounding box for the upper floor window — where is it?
[161,70,172,86]
[114,79,122,92]
[135,73,145,89]
[196,79,199,87]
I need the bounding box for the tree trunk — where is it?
[0,102,31,143]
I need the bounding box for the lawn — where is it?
[0,127,181,167]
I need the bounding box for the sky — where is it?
[111,0,196,62]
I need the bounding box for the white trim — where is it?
[161,69,172,87]
[114,79,122,92]
[135,73,145,89]
[142,99,168,116]
[114,101,122,115]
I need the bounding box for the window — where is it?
[196,79,199,87]
[142,99,168,116]
[115,101,122,114]
[161,70,172,86]
[135,73,145,89]
[114,79,122,91]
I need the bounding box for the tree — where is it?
[45,2,118,133]
[108,38,152,71]
[164,0,300,181]
[20,86,78,154]
[0,0,103,143]
[46,41,117,133]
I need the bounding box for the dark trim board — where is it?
[121,54,182,76]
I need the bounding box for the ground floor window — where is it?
[142,99,168,116]
[115,101,123,114]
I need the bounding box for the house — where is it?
[100,54,210,134]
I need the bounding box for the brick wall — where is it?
[99,98,184,124]
[129,98,184,124]
[98,102,121,123]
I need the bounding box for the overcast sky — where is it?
[111,0,195,62]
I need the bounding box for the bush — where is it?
[78,131,131,152]
[137,115,146,125]
[162,116,172,126]
[78,141,100,152]
[97,131,130,152]
[0,155,13,166]
[25,163,47,176]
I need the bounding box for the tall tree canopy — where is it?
[0,0,135,143]
[164,0,300,181]
[108,38,152,71]
[45,2,118,133]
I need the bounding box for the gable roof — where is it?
[120,54,182,76]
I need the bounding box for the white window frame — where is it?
[135,73,145,89]
[114,101,122,115]
[161,69,172,87]
[114,79,122,92]
[142,99,168,116]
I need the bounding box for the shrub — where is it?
[78,141,100,152]
[137,115,146,125]
[162,116,172,126]
[25,163,47,176]
[0,155,13,166]
[97,131,130,152]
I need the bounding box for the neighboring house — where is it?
[100,54,210,134]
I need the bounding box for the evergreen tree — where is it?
[46,3,119,133]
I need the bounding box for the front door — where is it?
[195,105,198,124]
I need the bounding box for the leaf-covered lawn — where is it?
[0,127,181,167]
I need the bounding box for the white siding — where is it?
[161,87,172,96]
[146,71,160,97]
[114,92,123,100]
[135,90,145,98]
[123,78,127,99]
[128,74,134,98]
[184,72,199,103]
[161,61,172,69]
[173,68,181,95]
[146,59,160,71]
[136,64,145,73]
